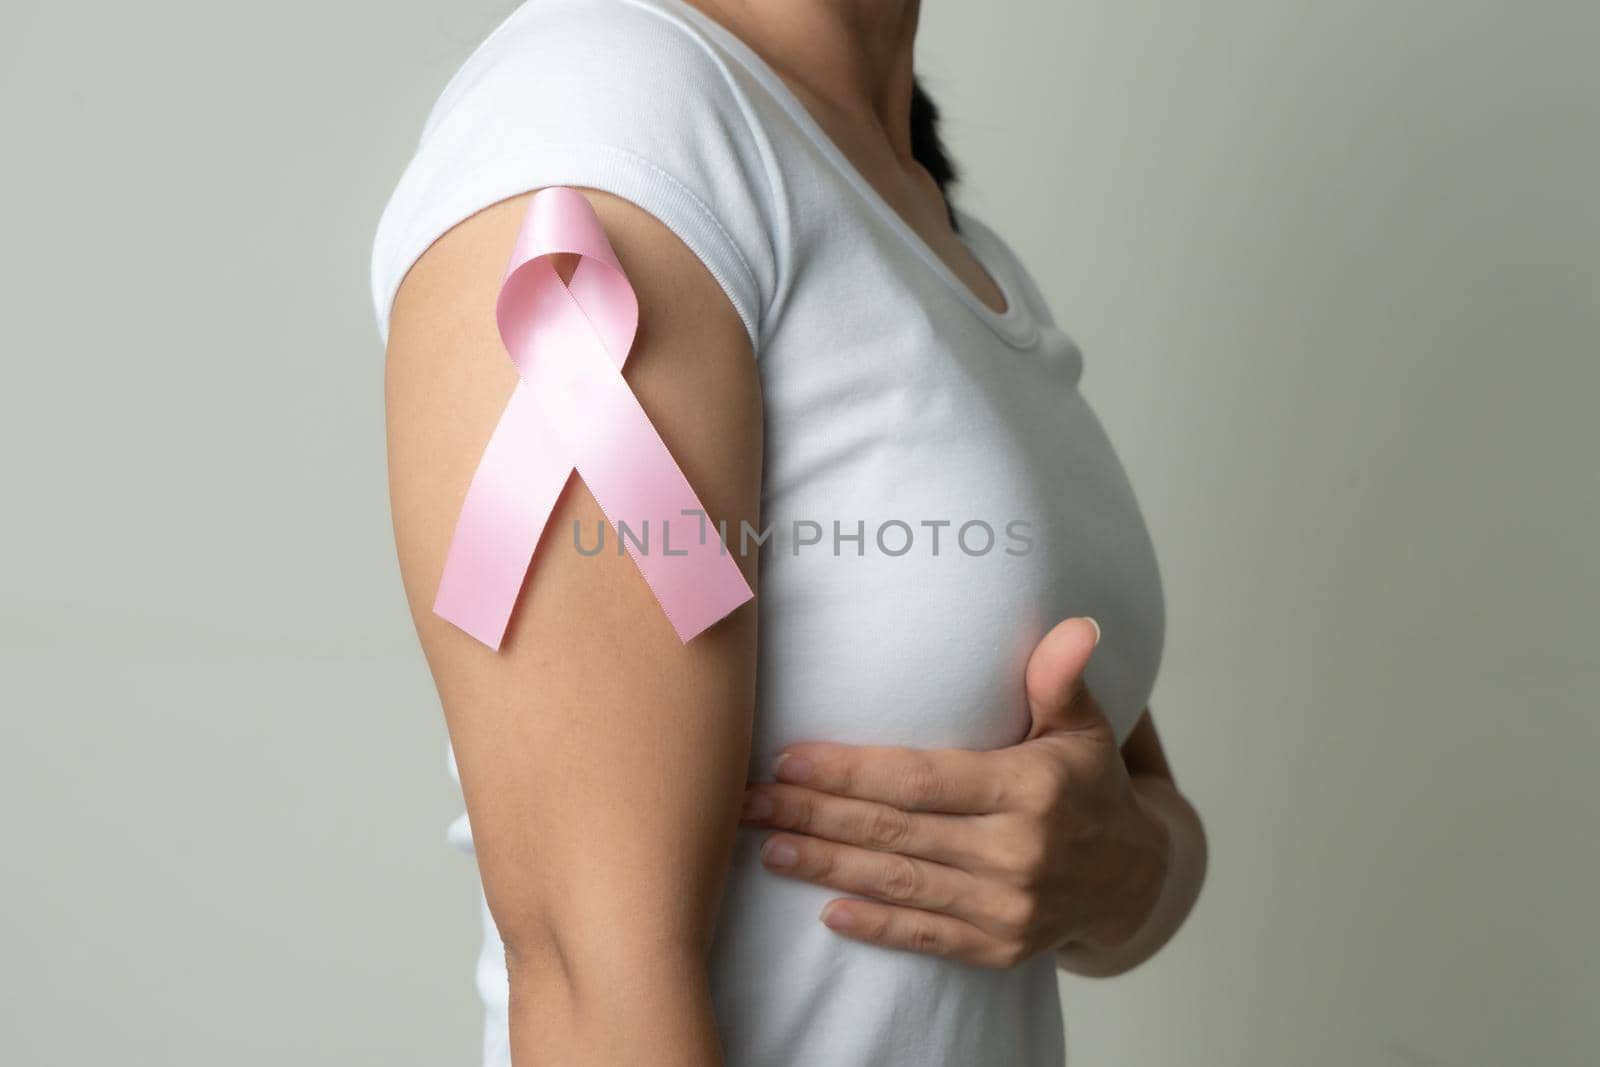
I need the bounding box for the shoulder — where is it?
[428,0,755,134]
[371,0,785,351]
[384,186,763,709]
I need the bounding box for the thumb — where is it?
[1023,616,1104,741]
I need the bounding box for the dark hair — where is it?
[910,76,960,231]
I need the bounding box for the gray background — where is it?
[3,1,1596,1064]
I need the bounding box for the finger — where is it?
[759,833,989,926]
[741,783,992,869]
[1023,616,1109,740]
[818,899,1028,970]
[772,743,1004,814]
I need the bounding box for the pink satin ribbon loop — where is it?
[433,186,754,649]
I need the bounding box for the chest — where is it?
[748,226,1165,759]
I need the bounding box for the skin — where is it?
[689,0,1007,313]
[388,189,763,1064]
[742,618,1209,977]
[385,1,1208,1062]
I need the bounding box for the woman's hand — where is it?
[740,617,1172,969]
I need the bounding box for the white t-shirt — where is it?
[370,1,1166,1063]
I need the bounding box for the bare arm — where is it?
[385,189,763,1064]
[1054,708,1208,978]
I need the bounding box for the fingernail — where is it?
[741,789,774,821]
[761,837,799,870]
[1083,616,1101,647]
[820,902,855,931]
[774,753,813,783]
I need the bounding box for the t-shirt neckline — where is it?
[647,0,1042,350]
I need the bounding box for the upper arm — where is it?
[384,189,763,982]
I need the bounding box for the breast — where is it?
[750,301,1165,766]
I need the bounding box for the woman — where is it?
[373,0,1207,1063]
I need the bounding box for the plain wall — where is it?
[3,1,1596,1063]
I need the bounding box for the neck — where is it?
[687,0,922,160]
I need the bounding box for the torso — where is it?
[374,2,1166,1062]
[676,7,1166,1062]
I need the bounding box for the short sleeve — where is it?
[369,0,783,354]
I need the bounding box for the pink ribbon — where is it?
[433,186,754,649]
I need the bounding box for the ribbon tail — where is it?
[433,383,572,649]
[553,340,755,643]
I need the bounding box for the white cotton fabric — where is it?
[370,1,1166,1063]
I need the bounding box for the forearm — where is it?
[507,942,722,1066]
[1055,774,1207,978]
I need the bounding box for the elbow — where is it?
[501,917,577,996]
[497,911,719,1059]
[498,910,709,1008]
